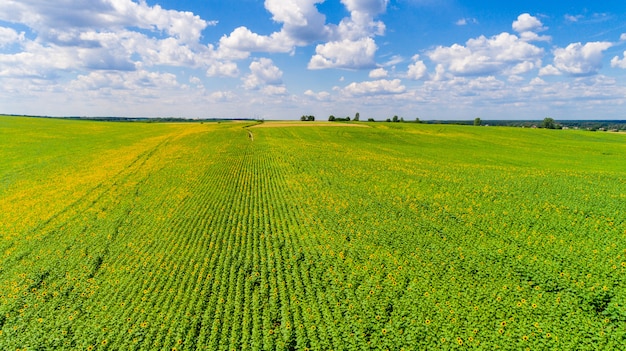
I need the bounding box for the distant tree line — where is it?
[328,115,350,121]
[326,112,424,123]
[301,112,626,131]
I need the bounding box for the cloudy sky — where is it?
[1,0,626,120]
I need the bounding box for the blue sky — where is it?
[1,0,625,120]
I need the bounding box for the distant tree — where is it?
[400,117,405,123]
[354,112,360,121]
[328,115,336,121]
[542,117,556,129]
[392,115,399,122]
[307,115,315,121]
[368,118,375,122]
[415,117,421,123]
[386,118,391,122]
[300,115,307,121]
[346,116,351,121]
[474,117,481,126]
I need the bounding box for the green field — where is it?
[1,116,625,350]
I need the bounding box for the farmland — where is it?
[0,116,625,350]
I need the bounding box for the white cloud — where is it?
[512,13,546,33]
[308,37,378,69]
[317,0,389,69]
[304,89,331,101]
[538,64,561,76]
[611,51,626,69]
[261,85,288,95]
[336,8,386,41]
[264,0,331,44]
[209,90,237,102]
[243,58,284,90]
[406,56,427,80]
[343,79,405,96]
[0,0,210,44]
[430,64,447,81]
[207,61,239,77]
[511,14,550,42]
[189,76,202,86]
[341,0,389,15]
[69,69,180,93]
[0,1,227,81]
[0,26,24,47]
[216,0,389,70]
[553,42,613,76]
[369,67,388,78]
[383,55,404,66]
[621,33,626,41]
[218,27,294,54]
[529,77,547,86]
[565,14,584,23]
[505,61,539,75]
[519,31,551,42]
[507,75,523,83]
[456,18,478,26]
[427,32,543,76]
[0,41,84,77]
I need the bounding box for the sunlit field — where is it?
[1,116,625,350]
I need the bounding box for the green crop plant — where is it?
[0,116,624,350]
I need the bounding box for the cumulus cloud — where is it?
[529,77,547,86]
[261,85,288,95]
[406,55,427,80]
[427,32,543,76]
[69,69,180,93]
[216,0,349,59]
[369,67,388,78]
[0,41,84,78]
[305,0,389,70]
[207,61,239,77]
[265,0,331,44]
[243,58,284,90]
[213,0,392,71]
[0,26,25,47]
[304,89,331,101]
[336,0,388,41]
[538,64,561,76]
[512,13,550,42]
[0,0,210,44]
[611,52,626,69]
[308,37,378,69]
[341,0,389,15]
[342,79,405,96]
[218,27,294,55]
[0,0,226,80]
[553,42,613,76]
[512,13,546,33]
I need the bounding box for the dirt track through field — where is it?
[249,122,370,128]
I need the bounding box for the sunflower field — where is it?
[0,116,625,350]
